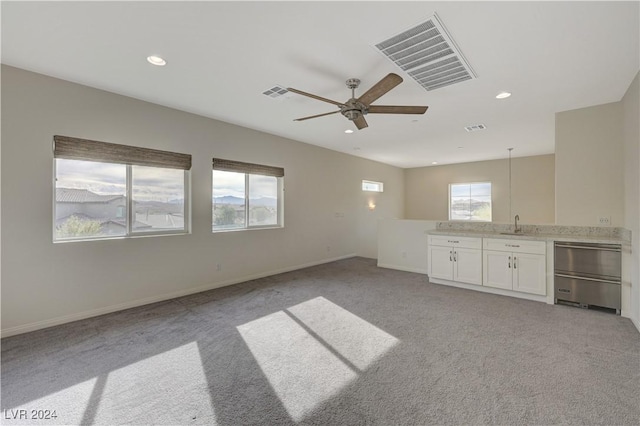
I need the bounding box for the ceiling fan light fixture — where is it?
[496,91,511,99]
[147,55,166,66]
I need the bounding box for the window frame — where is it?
[53,135,191,242]
[448,181,492,222]
[212,158,284,233]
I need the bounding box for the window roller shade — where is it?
[54,135,192,170]
[212,158,284,177]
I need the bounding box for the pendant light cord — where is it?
[508,148,513,220]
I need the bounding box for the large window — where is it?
[212,158,284,231]
[54,135,191,241]
[449,182,492,221]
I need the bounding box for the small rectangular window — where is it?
[54,135,191,241]
[362,180,384,192]
[449,182,492,221]
[212,158,284,232]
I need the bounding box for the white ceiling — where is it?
[2,1,639,168]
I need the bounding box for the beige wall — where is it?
[404,154,555,224]
[555,102,624,226]
[0,65,404,335]
[622,71,640,329]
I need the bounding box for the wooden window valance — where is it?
[212,158,284,177]
[53,135,192,170]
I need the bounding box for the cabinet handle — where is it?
[508,255,511,269]
[453,251,457,262]
[514,256,517,269]
[449,251,452,262]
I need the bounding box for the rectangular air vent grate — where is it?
[262,85,289,99]
[464,124,486,132]
[375,13,476,91]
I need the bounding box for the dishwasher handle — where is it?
[554,273,621,285]
[555,243,621,252]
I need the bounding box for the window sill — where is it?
[212,225,284,234]
[53,230,190,244]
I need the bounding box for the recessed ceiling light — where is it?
[147,55,166,66]
[432,161,438,165]
[344,129,354,134]
[496,91,511,99]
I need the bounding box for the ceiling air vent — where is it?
[464,124,486,132]
[262,85,289,99]
[375,13,476,91]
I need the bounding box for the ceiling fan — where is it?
[287,73,428,130]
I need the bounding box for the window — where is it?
[212,158,284,231]
[449,182,492,221]
[362,180,384,192]
[54,135,191,241]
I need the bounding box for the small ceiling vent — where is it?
[262,85,289,99]
[464,124,486,132]
[375,13,476,91]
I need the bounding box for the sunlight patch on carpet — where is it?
[94,342,216,424]
[287,297,400,371]
[237,297,399,422]
[1,377,98,425]
[237,311,358,421]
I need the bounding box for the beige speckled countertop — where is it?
[428,222,631,246]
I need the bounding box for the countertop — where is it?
[427,229,630,246]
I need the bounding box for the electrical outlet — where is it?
[597,216,611,226]
[216,263,222,271]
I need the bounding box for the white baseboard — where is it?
[377,263,428,275]
[1,253,357,338]
[632,316,640,335]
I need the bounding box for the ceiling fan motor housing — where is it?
[341,99,368,120]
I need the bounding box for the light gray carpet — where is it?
[2,257,639,425]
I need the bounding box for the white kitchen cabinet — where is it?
[428,236,482,285]
[482,238,546,295]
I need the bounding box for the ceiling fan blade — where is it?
[294,110,341,121]
[287,87,344,107]
[357,73,403,106]
[353,115,368,130]
[368,105,429,115]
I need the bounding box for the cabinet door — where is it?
[483,250,513,290]
[454,248,482,285]
[428,245,453,280]
[513,253,546,295]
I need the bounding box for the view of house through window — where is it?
[212,160,283,231]
[449,182,492,221]
[55,159,188,240]
[132,165,186,232]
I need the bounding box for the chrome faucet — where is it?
[514,214,522,233]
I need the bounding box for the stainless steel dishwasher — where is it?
[554,242,622,314]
